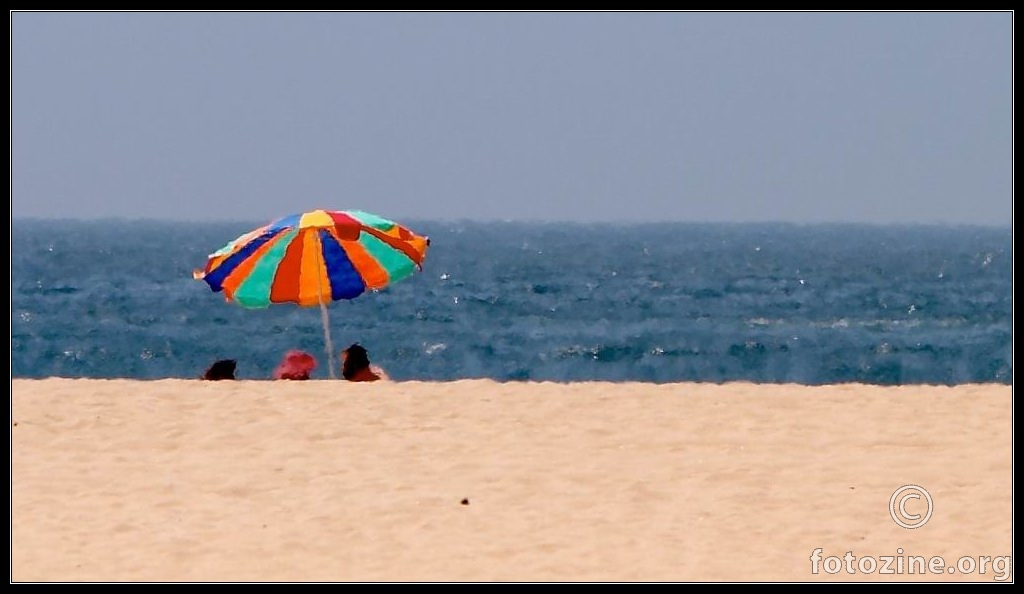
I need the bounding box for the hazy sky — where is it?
[11,11,1013,225]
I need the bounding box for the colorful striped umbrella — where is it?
[193,209,430,378]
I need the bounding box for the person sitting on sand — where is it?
[202,359,237,381]
[341,343,389,382]
[273,349,317,380]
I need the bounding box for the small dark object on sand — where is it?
[461,498,470,505]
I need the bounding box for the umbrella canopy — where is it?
[193,209,429,378]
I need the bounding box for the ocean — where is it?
[10,219,1013,385]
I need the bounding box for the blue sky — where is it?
[10,11,1013,225]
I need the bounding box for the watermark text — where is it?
[810,548,1011,581]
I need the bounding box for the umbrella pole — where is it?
[315,236,337,380]
[320,300,336,379]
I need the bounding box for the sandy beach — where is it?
[11,379,1012,582]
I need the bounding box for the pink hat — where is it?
[273,349,317,380]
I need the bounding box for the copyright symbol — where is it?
[890,485,933,529]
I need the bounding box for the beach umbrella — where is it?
[193,209,430,379]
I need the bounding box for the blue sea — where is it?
[11,219,1013,385]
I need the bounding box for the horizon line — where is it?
[8,215,1014,230]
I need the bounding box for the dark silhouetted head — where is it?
[342,343,372,380]
[203,359,237,380]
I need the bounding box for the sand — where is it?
[11,379,1013,583]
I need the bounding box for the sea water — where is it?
[11,219,1012,384]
